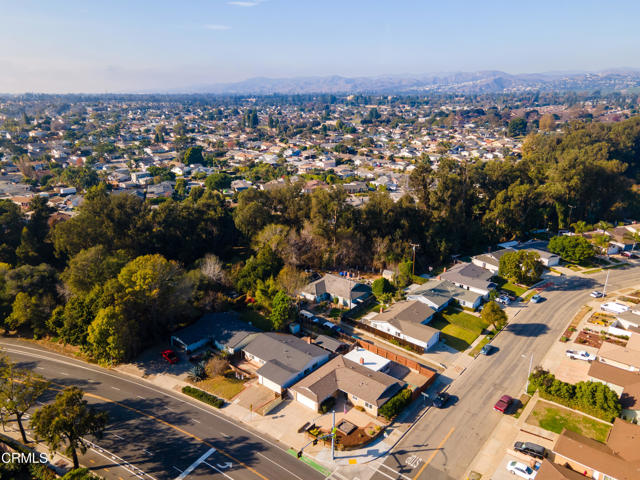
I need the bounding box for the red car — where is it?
[494,395,512,413]
[162,349,178,364]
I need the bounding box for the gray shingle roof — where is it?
[302,274,371,300]
[440,262,494,291]
[244,332,327,371]
[291,356,404,407]
[171,312,259,350]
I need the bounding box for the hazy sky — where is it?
[1,0,639,93]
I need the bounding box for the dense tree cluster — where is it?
[2,115,640,364]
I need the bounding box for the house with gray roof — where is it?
[170,312,259,354]
[440,262,495,297]
[290,355,405,416]
[243,333,330,393]
[471,248,515,274]
[369,300,439,351]
[407,278,484,310]
[301,273,371,308]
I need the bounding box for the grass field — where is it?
[492,276,528,297]
[432,307,489,351]
[468,332,495,357]
[197,375,247,400]
[526,401,611,443]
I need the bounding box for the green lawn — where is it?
[526,401,611,443]
[238,309,272,331]
[492,276,528,297]
[432,307,488,351]
[198,375,247,400]
[441,307,488,333]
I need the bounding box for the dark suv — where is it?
[514,441,546,459]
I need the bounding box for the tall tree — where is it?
[31,387,108,469]
[0,359,50,443]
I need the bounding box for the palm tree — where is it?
[570,221,591,234]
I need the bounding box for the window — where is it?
[365,402,372,409]
[352,395,358,401]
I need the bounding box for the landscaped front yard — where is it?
[432,306,489,351]
[196,375,247,400]
[493,276,528,297]
[525,400,611,443]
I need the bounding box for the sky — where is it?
[1,0,639,93]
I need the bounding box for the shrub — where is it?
[379,388,412,420]
[320,396,336,414]
[528,368,621,421]
[188,362,207,382]
[205,356,230,377]
[182,386,225,408]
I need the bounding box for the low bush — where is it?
[528,368,621,421]
[379,388,412,420]
[320,396,336,414]
[182,385,225,408]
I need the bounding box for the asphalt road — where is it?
[367,266,640,480]
[0,340,325,480]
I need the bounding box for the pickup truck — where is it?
[566,350,596,362]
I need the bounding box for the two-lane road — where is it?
[367,266,639,480]
[0,340,324,480]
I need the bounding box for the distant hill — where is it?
[168,70,640,95]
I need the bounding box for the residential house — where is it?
[300,274,371,308]
[290,355,405,416]
[544,419,640,480]
[170,312,260,354]
[230,179,252,192]
[471,248,516,274]
[243,333,329,393]
[313,335,349,355]
[440,262,495,298]
[406,278,485,310]
[344,347,392,373]
[368,300,440,351]
[588,360,640,421]
[597,334,640,372]
[514,240,561,266]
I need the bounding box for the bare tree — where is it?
[201,254,227,285]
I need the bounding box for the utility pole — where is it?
[603,269,610,297]
[523,353,533,393]
[410,243,419,276]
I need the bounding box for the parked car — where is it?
[565,350,596,362]
[621,251,637,258]
[506,461,537,479]
[162,349,178,364]
[530,294,542,303]
[480,344,493,356]
[432,392,450,408]
[497,295,511,306]
[494,395,513,413]
[514,441,546,459]
[590,290,604,298]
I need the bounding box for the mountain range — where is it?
[169,69,640,95]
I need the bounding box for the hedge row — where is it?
[379,388,412,420]
[528,368,621,422]
[182,386,225,408]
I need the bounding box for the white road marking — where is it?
[174,447,215,480]
[203,460,234,479]
[111,386,121,390]
[367,464,398,480]
[112,434,124,440]
[86,440,156,480]
[221,433,230,438]
[172,466,183,473]
[137,395,145,399]
[0,343,315,464]
[60,372,69,376]
[143,449,152,455]
[191,418,201,424]
[257,452,305,480]
[405,454,423,469]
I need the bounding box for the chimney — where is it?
[437,275,441,280]
[306,336,312,344]
[360,357,364,365]
[443,267,447,272]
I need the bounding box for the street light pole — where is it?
[603,269,610,297]
[410,243,419,276]
[523,353,533,393]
